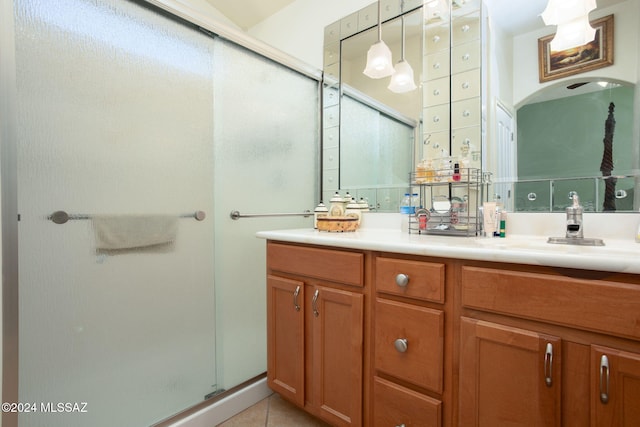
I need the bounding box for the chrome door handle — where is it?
[293,285,301,312]
[544,342,553,387]
[312,289,319,317]
[600,354,610,404]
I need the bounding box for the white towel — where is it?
[92,215,178,254]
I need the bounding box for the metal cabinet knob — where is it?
[395,273,409,287]
[394,338,408,353]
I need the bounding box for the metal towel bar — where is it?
[229,210,311,220]
[48,210,206,225]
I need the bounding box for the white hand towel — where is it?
[92,215,178,254]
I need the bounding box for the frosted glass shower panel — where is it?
[212,39,319,390]
[15,1,216,426]
[341,94,414,188]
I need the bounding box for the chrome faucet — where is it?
[548,192,605,246]
[565,193,583,239]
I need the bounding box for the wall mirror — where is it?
[322,0,483,212]
[324,0,639,213]
[339,7,422,200]
[485,0,640,212]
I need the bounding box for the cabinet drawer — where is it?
[452,12,480,45]
[451,97,481,128]
[424,50,450,80]
[375,299,444,392]
[462,266,640,340]
[424,104,450,133]
[376,257,445,303]
[373,376,441,427]
[425,26,449,53]
[267,242,364,287]
[424,76,450,107]
[451,40,481,72]
[451,69,481,101]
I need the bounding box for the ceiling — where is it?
[206,0,626,35]
[486,0,625,36]
[205,0,297,30]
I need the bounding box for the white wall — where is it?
[173,0,241,30]
[248,0,374,69]
[512,0,639,107]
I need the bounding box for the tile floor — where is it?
[216,393,330,427]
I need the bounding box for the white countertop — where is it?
[256,213,640,274]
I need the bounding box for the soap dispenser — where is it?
[566,193,584,239]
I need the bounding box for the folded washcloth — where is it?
[92,215,178,254]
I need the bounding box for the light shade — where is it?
[550,16,597,51]
[541,0,596,26]
[388,60,417,93]
[363,40,395,79]
[541,0,597,51]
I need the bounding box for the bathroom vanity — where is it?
[259,216,640,426]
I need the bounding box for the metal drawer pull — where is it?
[312,289,320,317]
[395,273,409,287]
[396,424,406,427]
[394,338,408,353]
[293,285,301,312]
[600,354,610,404]
[544,343,553,387]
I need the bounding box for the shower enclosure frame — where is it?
[0,0,323,426]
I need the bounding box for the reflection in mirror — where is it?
[339,8,423,209]
[513,80,636,212]
[485,0,640,212]
[322,1,483,213]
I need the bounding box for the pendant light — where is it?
[388,16,417,93]
[541,0,597,51]
[363,0,395,79]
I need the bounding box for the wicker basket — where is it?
[317,216,359,232]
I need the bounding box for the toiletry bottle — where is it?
[415,160,427,183]
[411,193,420,211]
[499,210,507,238]
[329,192,345,217]
[345,198,362,225]
[400,193,412,233]
[358,197,369,212]
[313,202,328,229]
[425,159,435,182]
[342,192,352,211]
[452,162,461,182]
[482,202,496,237]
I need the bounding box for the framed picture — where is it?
[538,14,614,83]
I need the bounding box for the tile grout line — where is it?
[264,394,272,427]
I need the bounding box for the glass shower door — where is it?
[14,0,217,426]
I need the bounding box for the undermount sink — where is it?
[473,237,630,256]
[547,236,605,246]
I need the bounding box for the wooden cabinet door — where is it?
[459,317,562,426]
[310,285,363,426]
[267,275,305,407]
[591,345,640,426]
